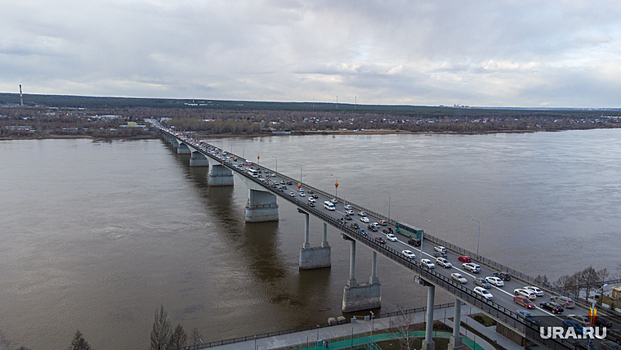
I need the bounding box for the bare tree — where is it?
[150,305,171,350]
[394,306,417,350]
[168,324,187,350]
[70,330,92,350]
[191,328,203,347]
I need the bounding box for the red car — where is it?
[513,295,535,309]
[458,256,471,263]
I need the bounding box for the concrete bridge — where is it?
[152,120,609,350]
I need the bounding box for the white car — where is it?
[308,197,316,203]
[344,204,352,210]
[514,288,537,300]
[474,287,493,300]
[380,220,387,226]
[370,222,380,228]
[462,263,481,273]
[290,192,296,197]
[485,276,504,287]
[523,286,544,297]
[360,217,370,223]
[451,273,468,284]
[331,198,338,203]
[299,192,306,197]
[421,259,435,269]
[358,211,366,216]
[345,209,354,215]
[434,246,447,253]
[402,250,416,259]
[386,233,398,242]
[436,257,452,268]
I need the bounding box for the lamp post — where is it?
[272,156,277,172]
[471,218,481,256]
[382,191,391,221]
[370,311,375,337]
[420,219,431,264]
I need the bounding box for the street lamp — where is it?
[595,284,608,307]
[272,156,277,172]
[419,220,432,264]
[370,311,375,337]
[471,218,481,256]
[382,191,391,221]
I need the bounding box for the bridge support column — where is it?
[209,164,234,186]
[342,241,381,312]
[245,189,278,222]
[422,285,436,350]
[448,299,463,350]
[171,138,179,148]
[370,251,379,284]
[177,143,191,154]
[189,151,209,167]
[299,213,331,270]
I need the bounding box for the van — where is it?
[324,201,335,211]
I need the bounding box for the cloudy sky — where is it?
[2,0,621,107]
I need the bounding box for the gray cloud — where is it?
[1,0,620,107]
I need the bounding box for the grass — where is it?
[469,313,497,327]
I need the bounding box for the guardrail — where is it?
[155,124,575,350]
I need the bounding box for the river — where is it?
[0,129,619,349]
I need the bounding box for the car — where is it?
[345,209,354,215]
[474,278,492,288]
[596,316,612,328]
[358,211,366,216]
[462,263,481,273]
[359,229,367,236]
[563,320,586,334]
[436,257,452,268]
[331,198,338,203]
[290,192,296,197]
[339,218,346,225]
[308,190,314,194]
[374,236,386,244]
[380,220,387,226]
[370,222,380,228]
[451,273,468,284]
[368,224,378,232]
[402,250,416,259]
[421,259,435,269]
[345,214,352,220]
[350,223,360,229]
[493,272,511,281]
[566,314,590,327]
[360,217,370,223]
[299,192,306,197]
[382,227,393,234]
[601,340,621,350]
[282,185,288,190]
[516,310,541,326]
[386,233,398,242]
[485,276,504,287]
[514,288,536,300]
[344,204,352,210]
[458,256,471,263]
[434,246,447,253]
[550,296,575,309]
[473,287,493,300]
[312,194,319,199]
[309,202,315,207]
[513,295,535,309]
[522,286,544,297]
[540,301,564,314]
[308,197,316,202]
[408,237,421,246]
[433,251,447,258]
[287,181,293,185]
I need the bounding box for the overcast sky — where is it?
[2,0,620,107]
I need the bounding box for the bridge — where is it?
[150,120,616,350]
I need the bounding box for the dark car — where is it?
[309,202,315,207]
[374,236,386,244]
[516,309,541,326]
[433,251,447,258]
[382,227,393,234]
[474,278,492,288]
[408,237,421,246]
[359,229,367,236]
[368,225,378,232]
[601,340,621,350]
[287,181,293,185]
[596,316,612,328]
[540,301,564,314]
[350,223,360,230]
[493,272,511,281]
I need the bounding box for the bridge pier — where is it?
[245,189,278,222]
[342,241,381,312]
[299,213,331,270]
[448,298,463,350]
[171,138,179,148]
[209,164,234,186]
[177,143,191,154]
[422,284,436,350]
[190,151,209,167]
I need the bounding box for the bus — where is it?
[247,169,259,178]
[324,201,335,211]
[395,222,424,239]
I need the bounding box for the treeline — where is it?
[167,117,261,134]
[534,265,616,304]
[150,305,203,350]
